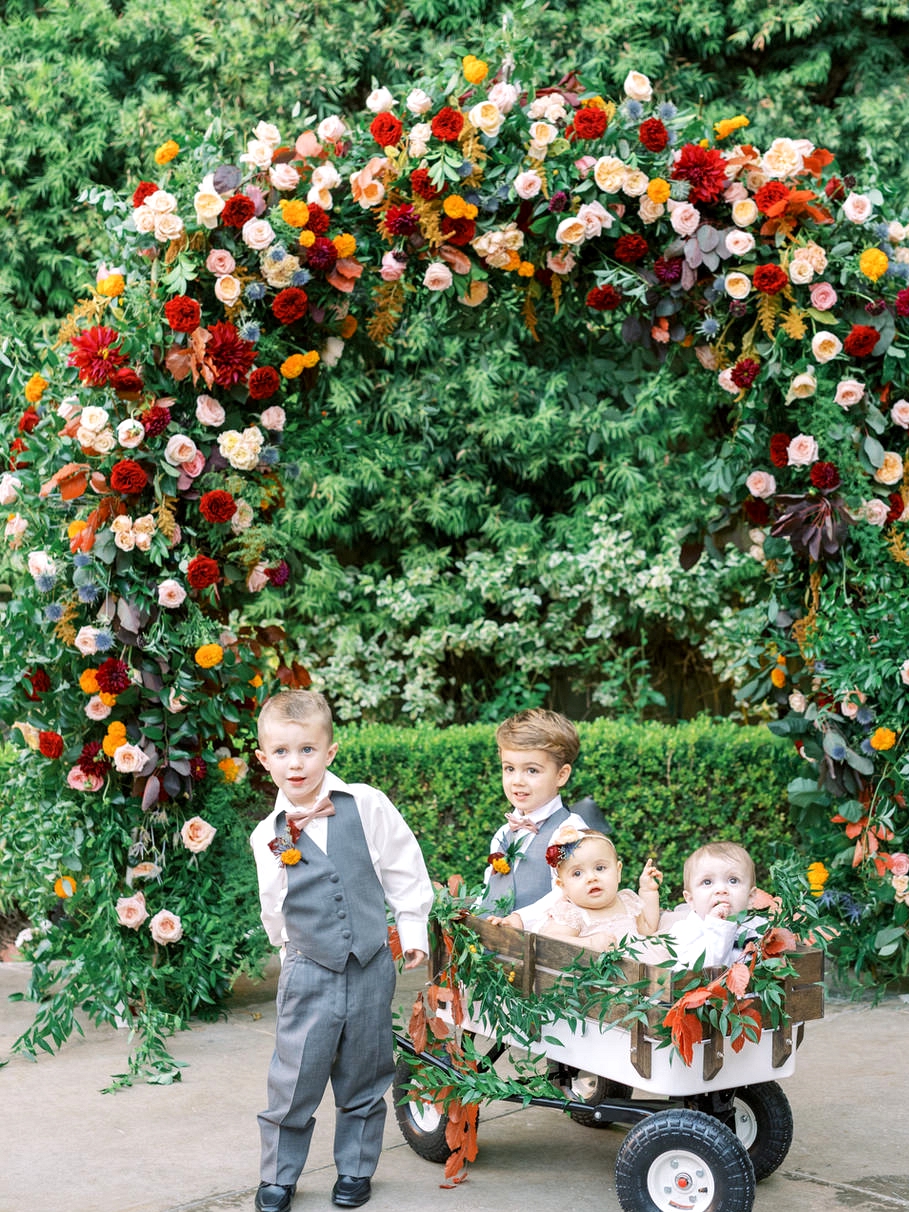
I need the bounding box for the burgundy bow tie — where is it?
[286,796,335,842]
[505,811,539,834]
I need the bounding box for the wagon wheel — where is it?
[392,1057,481,1163]
[563,1068,634,1128]
[730,1081,794,1181]
[615,1108,755,1212]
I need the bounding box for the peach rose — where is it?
[241,218,276,250]
[487,82,519,113]
[469,101,505,138]
[787,371,817,401]
[900,658,909,686]
[555,216,587,246]
[891,399,909,428]
[67,765,103,791]
[269,162,300,191]
[380,250,407,281]
[746,470,777,499]
[577,201,612,238]
[117,418,145,448]
[154,213,184,242]
[670,202,701,237]
[193,175,225,228]
[85,696,112,721]
[459,281,490,307]
[113,743,149,774]
[546,250,576,275]
[260,406,286,431]
[724,272,751,300]
[423,262,453,291]
[214,274,243,306]
[787,433,819,466]
[196,394,226,426]
[761,137,805,179]
[164,434,198,466]
[731,199,759,227]
[788,258,814,285]
[717,368,739,394]
[874,452,904,485]
[809,282,837,310]
[834,379,865,409]
[247,562,270,592]
[891,851,909,875]
[149,909,183,945]
[593,156,627,194]
[73,625,99,655]
[862,498,890,526]
[206,249,236,276]
[842,192,872,223]
[180,815,217,853]
[528,120,558,147]
[623,70,653,101]
[811,331,842,363]
[622,170,649,198]
[116,892,149,929]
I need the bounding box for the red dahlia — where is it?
[671,142,728,205]
[132,181,158,208]
[78,740,110,776]
[653,256,683,284]
[307,236,338,272]
[638,118,669,152]
[221,194,257,229]
[247,366,281,400]
[187,554,221,590]
[614,234,649,263]
[385,203,418,235]
[440,215,476,246]
[431,106,464,143]
[68,326,128,386]
[38,731,64,759]
[769,433,791,468]
[843,324,880,357]
[752,264,788,295]
[411,168,440,200]
[95,658,131,695]
[140,402,171,437]
[586,285,623,311]
[369,112,403,149]
[810,462,841,490]
[164,295,202,333]
[110,459,149,495]
[304,204,331,235]
[573,106,609,139]
[754,181,790,216]
[272,287,309,324]
[200,490,238,523]
[206,321,256,388]
[730,358,761,389]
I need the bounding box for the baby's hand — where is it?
[584,930,618,953]
[638,858,662,893]
[486,912,523,929]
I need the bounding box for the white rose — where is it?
[623,71,653,101]
[732,199,759,227]
[0,473,21,505]
[423,262,453,291]
[638,196,665,224]
[241,218,276,251]
[405,89,433,116]
[27,550,55,578]
[240,139,274,169]
[231,500,256,533]
[117,418,145,448]
[717,368,739,394]
[366,86,396,113]
[811,331,842,364]
[787,371,817,401]
[408,124,432,158]
[154,213,184,242]
[146,189,178,214]
[214,274,243,306]
[320,337,345,368]
[788,257,814,285]
[788,691,808,713]
[193,174,225,228]
[862,498,890,526]
[158,578,187,608]
[73,626,99,655]
[669,202,701,237]
[842,192,873,223]
[469,101,505,138]
[621,170,649,198]
[513,170,543,200]
[164,434,198,466]
[113,527,136,552]
[317,115,346,142]
[577,201,613,238]
[149,909,183,945]
[787,434,820,466]
[133,204,156,233]
[887,220,907,244]
[761,138,805,179]
[252,121,281,148]
[80,405,109,433]
[307,185,334,210]
[528,121,558,147]
[311,163,341,190]
[724,272,752,300]
[746,470,777,499]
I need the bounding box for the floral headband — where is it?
[545,826,610,868]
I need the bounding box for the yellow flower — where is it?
[301,349,320,368]
[54,875,77,899]
[67,519,88,540]
[517,261,535,278]
[806,861,829,897]
[299,230,316,248]
[279,198,310,228]
[491,857,511,875]
[79,669,100,694]
[647,178,671,205]
[714,115,750,140]
[333,233,357,258]
[249,674,263,688]
[281,848,302,866]
[154,139,180,165]
[462,55,489,84]
[869,727,897,751]
[24,373,49,403]
[218,756,241,783]
[770,667,787,688]
[443,195,478,221]
[195,643,224,669]
[281,354,306,379]
[859,248,889,283]
[96,273,126,298]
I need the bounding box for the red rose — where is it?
[164,295,202,333]
[132,181,158,208]
[671,142,727,205]
[187,554,221,590]
[769,433,791,468]
[586,285,623,311]
[18,407,40,434]
[573,106,609,140]
[411,168,440,200]
[369,112,403,148]
[440,216,476,246]
[95,658,131,695]
[272,288,309,325]
[306,236,338,272]
[199,490,238,524]
[110,459,149,495]
[752,264,788,295]
[638,118,669,152]
[431,107,464,143]
[39,731,64,760]
[304,204,330,235]
[754,181,790,216]
[247,366,281,400]
[221,194,256,229]
[843,324,880,357]
[614,234,649,264]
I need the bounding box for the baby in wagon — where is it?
[494,825,663,953]
[661,840,761,969]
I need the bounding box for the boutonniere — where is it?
[487,837,525,874]
[267,821,303,866]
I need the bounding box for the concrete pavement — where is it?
[2,959,908,1212]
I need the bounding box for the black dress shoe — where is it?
[331,1174,372,1207]
[254,1182,296,1212]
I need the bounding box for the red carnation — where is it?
[614,234,649,264]
[638,118,669,152]
[843,324,880,358]
[164,295,202,334]
[68,326,128,386]
[369,112,403,149]
[440,216,476,247]
[894,288,909,318]
[109,459,149,495]
[886,492,904,523]
[306,236,339,272]
[272,287,309,325]
[304,204,331,235]
[431,107,464,143]
[132,181,158,208]
[140,402,171,437]
[39,730,64,760]
[411,168,440,200]
[18,407,40,434]
[247,366,281,400]
[573,106,609,139]
[385,203,418,236]
[752,264,788,295]
[25,668,52,700]
[769,433,791,468]
[206,321,256,388]
[199,490,238,524]
[110,367,143,394]
[754,181,790,216]
[95,658,131,695]
[221,194,256,229]
[730,358,761,389]
[810,461,841,490]
[671,142,728,205]
[586,285,623,311]
[187,554,221,590]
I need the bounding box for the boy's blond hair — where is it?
[257,689,334,746]
[495,709,580,768]
[683,841,756,891]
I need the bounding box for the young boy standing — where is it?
[250,690,432,1212]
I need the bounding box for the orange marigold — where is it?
[770,667,787,688]
[279,199,310,228]
[195,643,224,669]
[281,848,302,866]
[79,669,100,694]
[870,727,897,751]
[333,233,357,258]
[54,875,77,899]
[154,139,180,165]
[24,373,49,403]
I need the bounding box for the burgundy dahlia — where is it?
[304,204,331,235]
[140,402,171,437]
[267,560,291,587]
[206,321,256,388]
[306,236,339,272]
[653,256,683,284]
[68,326,128,386]
[385,203,418,236]
[730,358,761,390]
[95,658,131,695]
[440,216,475,246]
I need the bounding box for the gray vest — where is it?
[479,804,571,914]
[282,790,389,972]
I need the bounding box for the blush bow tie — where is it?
[504,811,539,834]
[286,796,335,842]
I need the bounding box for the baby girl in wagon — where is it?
[493,825,663,954]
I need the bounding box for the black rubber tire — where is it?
[731,1081,794,1181]
[615,1108,755,1212]
[392,1058,455,1163]
[564,1069,635,1128]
